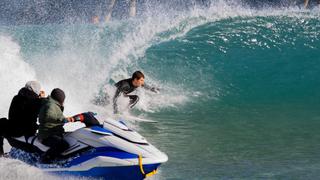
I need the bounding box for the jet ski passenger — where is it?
[0,81,45,156]
[112,71,159,114]
[38,88,83,163]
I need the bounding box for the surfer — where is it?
[112,71,159,114]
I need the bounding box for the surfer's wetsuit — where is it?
[113,78,155,114]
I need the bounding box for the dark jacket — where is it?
[38,96,66,140]
[7,87,42,137]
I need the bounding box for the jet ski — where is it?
[6,112,168,180]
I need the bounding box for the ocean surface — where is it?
[0,1,320,179]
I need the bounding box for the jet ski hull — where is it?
[49,164,160,180]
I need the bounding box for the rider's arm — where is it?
[63,113,85,123]
[142,84,160,93]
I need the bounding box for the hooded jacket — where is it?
[7,87,42,137]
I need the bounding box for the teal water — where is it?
[0,5,320,180]
[139,15,320,179]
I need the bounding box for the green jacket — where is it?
[38,96,66,140]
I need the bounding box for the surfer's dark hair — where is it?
[132,71,145,80]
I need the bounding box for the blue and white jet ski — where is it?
[6,113,168,180]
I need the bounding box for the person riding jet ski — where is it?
[38,88,85,163]
[0,81,45,156]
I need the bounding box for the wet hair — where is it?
[132,71,145,80]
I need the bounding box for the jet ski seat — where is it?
[7,134,78,154]
[13,136,49,152]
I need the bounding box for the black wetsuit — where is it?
[113,78,138,114]
[113,78,155,114]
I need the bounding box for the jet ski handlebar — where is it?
[72,112,101,127]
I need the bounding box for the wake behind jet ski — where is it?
[6,112,168,180]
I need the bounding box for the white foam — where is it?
[0,158,48,180]
[0,157,91,180]
[0,35,36,117]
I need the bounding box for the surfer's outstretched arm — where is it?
[143,84,160,93]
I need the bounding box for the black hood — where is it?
[18,87,39,99]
